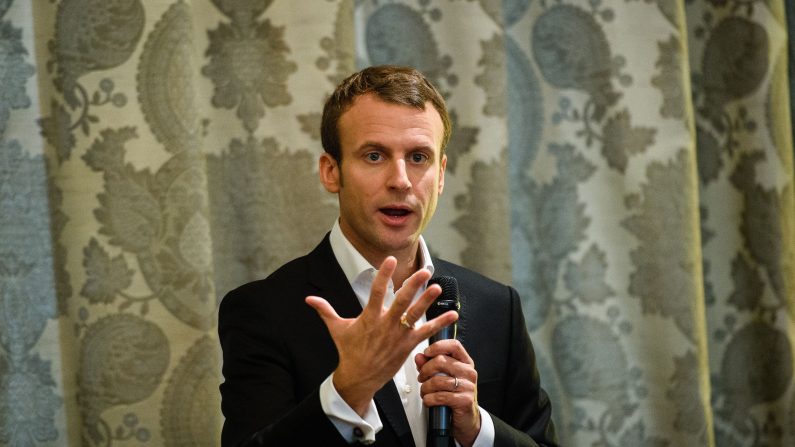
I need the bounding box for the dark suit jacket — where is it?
[219,235,558,446]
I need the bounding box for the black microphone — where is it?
[425,276,460,447]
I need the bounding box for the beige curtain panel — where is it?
[1,0,794,445]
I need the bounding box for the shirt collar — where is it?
[329,220,435,287]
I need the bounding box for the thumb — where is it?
[414,352,429,370]
[305,296,342,328]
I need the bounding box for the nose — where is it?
[386,159,411,191]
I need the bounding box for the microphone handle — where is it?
[427,408,454,447]
[429,324,456,344]
[427,321,456,447]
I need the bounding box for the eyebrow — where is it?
[357,141,389,153]
[356,141,436,153]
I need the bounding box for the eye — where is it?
[366,152,382,162]
[410,152,429,164]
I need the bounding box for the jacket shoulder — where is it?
[433,258,515,303]
[219,236,333,319]
[226,254,312,299]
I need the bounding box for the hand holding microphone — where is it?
[418,277,483,447]
[424,276,460,447]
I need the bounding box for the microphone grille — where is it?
[427,276,460,320]
[429,276,459,302]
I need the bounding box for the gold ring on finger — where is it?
[399,312,414,329]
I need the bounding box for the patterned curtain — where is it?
[1,0,793,446]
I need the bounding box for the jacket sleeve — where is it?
[490,287,559,447]
[218,286,350,447]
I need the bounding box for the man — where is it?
[219,65,558,447]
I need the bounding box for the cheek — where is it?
[420,174,441,200]
[339,185,371,213]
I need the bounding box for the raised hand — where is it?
[305,256,459,416]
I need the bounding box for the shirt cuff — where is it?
[456,406,495,447]
[319,373,383,444]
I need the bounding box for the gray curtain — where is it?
[1,0,794,446]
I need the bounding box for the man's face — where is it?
[320,93,447,263]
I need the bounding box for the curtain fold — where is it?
[1,0,793,446]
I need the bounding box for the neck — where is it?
[391,247,421,288]
[349,240,422,288]
[335,222,425,287]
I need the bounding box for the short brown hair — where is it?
[320,65,452,162]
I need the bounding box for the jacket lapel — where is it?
[306,234,363,319]
[374,382,416,447]
[307,234,415,447]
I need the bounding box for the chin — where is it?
[380,235,419,252]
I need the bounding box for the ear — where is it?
[319,153,341,193]
[438,153,447,195]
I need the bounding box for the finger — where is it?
[423,339,474,365]
[414,309,458,341]
[416,354,452,382]
[305,296,343,329]
[398,282,441,323]
[421,390,474,409]
[417,353,478,384]
[387,268,434,319]
[365,257,397,314]
[414,352,429,371]
[417,355,467,383]
[389,282,440,330]
[420,375,471,397]
[393,280,442,333]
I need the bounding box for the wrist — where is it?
[457,406,481,447]
[332,368,378,417]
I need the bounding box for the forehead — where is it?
[338,94,445,152]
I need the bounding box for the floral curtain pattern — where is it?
[1,0,793,446]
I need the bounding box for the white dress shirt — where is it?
[318,221,495,446]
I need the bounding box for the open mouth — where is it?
[380,208,411,217]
